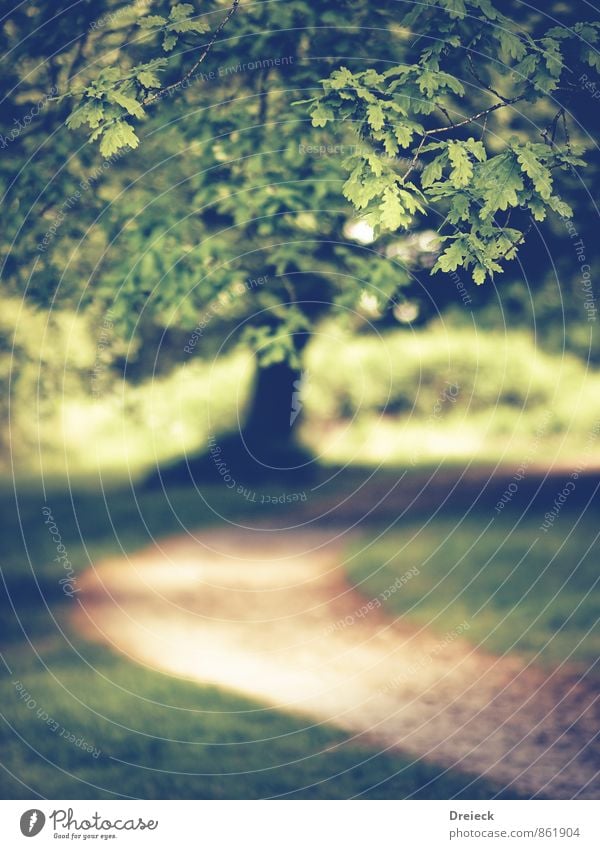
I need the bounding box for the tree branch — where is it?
[400,95,525,182]
[143,0,240,106]
[466,53,512,104]
[541,107,563,146]
[426,95,526,135]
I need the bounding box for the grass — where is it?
[344,515,600,668]
[0,633,521,800]
[0,482,522,800]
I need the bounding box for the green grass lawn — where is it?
[0,632,521,800]
[344,516,600,668]
[0,482,522,800]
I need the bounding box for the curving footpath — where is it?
[71,527,599,799]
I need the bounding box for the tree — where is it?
[2,0,598,483]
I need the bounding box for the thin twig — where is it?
[143,0,240,106]
[561,109,572,154]
[467,53,511,104]
[401,134,428,184]
[436,103,455,128]
[480,110,488,141]
[496,219,534,263]
[541,107,563,146]
[426,95,525,135]
[400,96,524,182]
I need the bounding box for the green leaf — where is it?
[583,47,600,71]
[478,153,524,218]
[434,239,469,273]
[66,100,104,130]
[528,197,547,221]
[366,102,385,131]
[547,195,572,218]
[512,53,538,84]
[421,154,446,188]
[440,0,467,19]
[393,122,415,148]
[382,132,399,156]
[397,186,425,215]
[163,32,178,52]
[539,37,564,77]
[464,138,487,162]
[418,69,441,97]
[365,151,385,177]
[448,141,473,188]
[97,67,123,85]
[498,30,526,61]
[379,188,408,230]
[573,22,600,43]
[170,3,195,20]
[435,71,465,96]
[325,67,356,91]
[138,15,167,28]
[472,265,486,285]
[310,101,334,128]
[420,141,447,153]
[98,121,140,157]
[447,193,471,223]
[137,69,162,89]
[171,18,210,34]
[363,69,385,86]
[342,164,381,209]
[516,146,553,199]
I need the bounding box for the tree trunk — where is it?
[241,358,306,466]
[145,335,314,488]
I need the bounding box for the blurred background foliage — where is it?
[3,306,600,480]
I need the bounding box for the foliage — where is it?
[1,0,598,371]
[4,320,600,479]
[305,325,600,424]
[305,3,597,284]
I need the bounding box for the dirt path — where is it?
[72,527,599,799]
